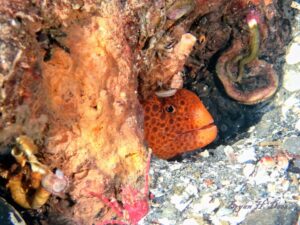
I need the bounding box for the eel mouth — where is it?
[172,123,218,157]
[176,122,218,148]
[198,123,217,131]
[178,123,217,135]
[154,122,218,159]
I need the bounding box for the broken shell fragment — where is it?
[155,89,178,98]
[11,147,26,167]
[237,147,257,163]
[175,33,197,58]
[167,0,195,20]
[41,169,69,195]
[276,155,289,171]
[12,136,50,175]
[16,135,38,156]
[6,135,63,208]
[258,156,276,169]
[30,161,49,175]
[7,173,51,209]
[243,163,256,177]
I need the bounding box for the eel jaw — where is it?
[153,123,217,160]
[202,123,218,145]
[176,122,218,151]
[189,123,218,147]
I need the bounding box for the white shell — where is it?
[155,89,177,98]
[41,170,68,195]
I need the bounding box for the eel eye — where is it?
[165,105,176,113]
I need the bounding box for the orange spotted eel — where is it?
[143,89,217,159]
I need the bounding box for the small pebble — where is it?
[192,194,221,214]
[281,94,299,119]
[216,207,234,217]
[234,185,244,192]
[221,180,231,186]
[276,155,289,171]
[283,136,300,155]
[290,175,299,185]
[157,218,176,225]
[221,214,248,225]
[267,183,276,194]
[283,70,300,92]
[243,164,256,177]
[170,163,182,171]
[259,156,276,169]
[199,150,210,158]
[182,218,200,225]
[224,146,236,163]
[237,148,257,163]
[294,159,300,168]
[252,169,272,185]
[151,189,165,198]
[279,179,290,191]
[211,216,231,225]
[247,126,255,133]
[203,179,214,187]
[160,205,178,219]
[170,184,198,211]
[295,119,300,131]
[285,43,300,64]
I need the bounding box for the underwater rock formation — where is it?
[0,1,148,224]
